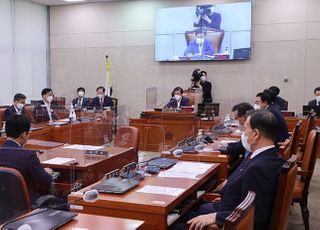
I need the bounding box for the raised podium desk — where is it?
[130,111,219,151]
[68,161,220,230]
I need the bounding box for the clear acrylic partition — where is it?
[146,87,158,110]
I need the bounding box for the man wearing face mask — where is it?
[34,88,59,123]
[184,111,284,230]
[0,115,53,205]
[307,87,320,106]
[72,87,92,110]
[92,86,113,110]
[254,91,289,143]
[184,29,214,59]
[164,87,189,109]
[200,71,213,103]
[3,93,27,122]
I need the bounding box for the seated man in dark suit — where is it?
[0,115,53,205]
[34,88,59,123]
[254,90,289,143]
[184,29,214,59]
[72,87,92,110]
[3,93,27,122]
[164,87,189,109]
[307,86,320,106]
[225,103,254,159]
[92,86,113,110]
[185,110,285,230]
[269,86,287,110]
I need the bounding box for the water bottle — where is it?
[69,105,76,123]
[224,113,231,127]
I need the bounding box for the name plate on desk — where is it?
[85,149,108,156]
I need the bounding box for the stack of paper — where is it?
[63,144,103,151]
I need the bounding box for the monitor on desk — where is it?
[197,103,220,117]
[303,105,320,116]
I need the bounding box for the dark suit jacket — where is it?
[200,81,213,103]
[0,140,52,204]
[34,101,58,122]
[92,96,113,109]
[274,96,287,110]
[72,97,92,110]
[215,147,284,229]
[308,99,320,106]
[267,105,289,142]
[3,105,25,122]
[164,96,189,109]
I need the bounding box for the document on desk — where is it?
[63,144,103,151]
[158,162,214,179]
[136,185,185,196]
[42,157,76,165]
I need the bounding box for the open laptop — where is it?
[92,177,140,194]
[303,105,320,116]
[2,209,77,230]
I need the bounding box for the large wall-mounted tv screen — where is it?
[155,2,251,61]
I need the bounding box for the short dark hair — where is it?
[77,87,85,93]
[232,102,254,117]
[314,87,320,94]
[96,86,105,93]
[256,91,272,105]
[263,89,276,103]
[41,88,52,96]
[172,87,184,97]
[269,86,280,96]
[13,93,26,102]
[201,71,207,76]
[5,115,31,139]
[248,110,278,141]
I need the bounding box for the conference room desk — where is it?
[284,116,320,132]
[59,213,144,230]
[39,146,137,195]
[68,162,220,230]
[163,135,240,181]
[24,139,64,150]
[129,111,219,151]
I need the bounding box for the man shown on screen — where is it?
[194,4,221,30]
[184,29,214,59]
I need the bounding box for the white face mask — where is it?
[16,103,24,110]
[315,96,320,101]
[241,132,252,152]
[196,38,204,44]
[174,95,182,101]
[47,96,53,103]
[98,94,104,99]
[78,91,85,97]
[200,76,206,82]
[253,104,261,110]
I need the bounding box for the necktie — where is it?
[100,97,103,107]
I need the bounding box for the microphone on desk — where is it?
[83,189,99,203]
[172,148,183,157]
[155,98,173,110]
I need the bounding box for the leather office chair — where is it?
[299,112,315,154]
[268,155,298,230]
[0,106,9,129]
[183,89,195,106]
[114,126,139,154]
[281,120,303,160]
[185,29,225,54]
[188,191,256,230]
[0,167,31,224]
[293,128,320,230]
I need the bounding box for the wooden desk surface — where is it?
[68,162,220,230]
[39,146,135,170]
[60,213,144,230]
[25,139,64,150]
